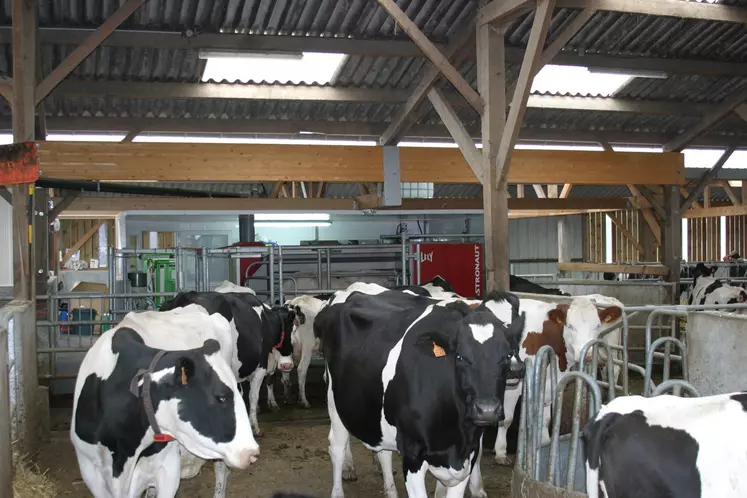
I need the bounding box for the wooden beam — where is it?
[477,0,533,25]
[427,87,482,182]
[35,142,688,185]
[680,185,701,209]
[560,184,573,198]
[703,184,711,209]
[680,146,736,213]
[633,185,667,220]
[0,76,12,102]
[49,193,79,221]
[684,204,747,218]
[558,262,670,277]
[7,27,747,79]
[720,181,741,206]
[547,184,559,198]
[55,196,629,214]
[375,0,482,113]
[639,207,662,246]
[121,129,139,142]
[62,220,105,264]
[516,185,525,198]
[735,103,747,123]
[607,212,645,256]
[11,0,36,303]
[496,0,556,186]
[556,0,747,23]
[533,185,547,198]
[35,0,147,104]
[664,86,747,152]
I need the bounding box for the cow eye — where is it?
[216,394,228,404]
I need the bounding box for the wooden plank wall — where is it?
[726,215,747,256]
[688,217,720,261]
[60,219,115,266]
[610,210,642,263]
[584,212,606,263]
[141,231,176,249]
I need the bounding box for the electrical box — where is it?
[143,256,176,307]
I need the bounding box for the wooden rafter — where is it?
[62,220,105,264]
[560,184,573,199]
[375,0,482,113]
[496,0,556,186]
[428,87,482,182]
[607,212,645,256]
[719,181,740,206]
[680,146,737,213]
[533,185,547,198]
[36,0,147,104]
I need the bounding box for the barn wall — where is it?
[59,219,115,266]
[126,213,585,278]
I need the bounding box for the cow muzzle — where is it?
[473,399,504,426]
[278,358,294,372]
[226,446,260,470]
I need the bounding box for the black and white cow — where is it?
[315,288,525,498]
[283,278,460,409]
[71,305,259,498]
[509,274,570,296]
[584,391,747,498]
[685,262,747,314]
[159,291,296,435]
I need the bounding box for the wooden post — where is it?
[11,0,36,300]
[477,19,509,292]
[663,185,682,300]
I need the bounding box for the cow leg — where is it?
[248,368,266,437]
[541,403,552,446]
[265,373,280,412]
[212,461,230,498]
[402,457,429,498]
[434,478,469,498]
[76,454,113,498]
[468,436,488,498]
[327,374,352,498]
[494,385,521,466]
[375,450,397,498]
[152,447,181,498]
[297,332,315,408]
[342,437,357,481]
[281,370,293,405]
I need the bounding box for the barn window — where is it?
[199,50,347,85]
[530,65,662,97]
[401,182,434,199]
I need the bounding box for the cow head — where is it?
[547,298,623,367]
[133,337,259,470]
[424,304,525,427]
[270,306,296,372]
[691,263,716,284]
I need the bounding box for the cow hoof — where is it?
[299,400,311,409]
[342,469,358,481]
[268,401,280,412]
[495,455,513,466]
[253,427,264,438]
[471,489,488,498]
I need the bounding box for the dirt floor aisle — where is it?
[39,404,513,497]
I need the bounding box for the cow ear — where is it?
[548,308,567,325]
[176,357,196,386]
[598,306,623,324]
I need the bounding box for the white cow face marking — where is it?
[551,299,623,366]
[469,323,494,344]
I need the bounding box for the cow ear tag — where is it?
[180,366,188,385]
[433,342,446,358]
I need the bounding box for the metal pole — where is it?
[400,229,408,286]
[416,243,422,285]
[317,249,323,291]
[326,249,332,290]
[269,247,276,304]
[175,246,183,291]
[278,245,285,305]
[203,249,211,291]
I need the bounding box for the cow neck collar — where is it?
[273,330,285,350]
[129,349,176,443]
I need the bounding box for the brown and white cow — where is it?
[483,295,624,465]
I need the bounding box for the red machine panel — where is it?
[413,243,484,297]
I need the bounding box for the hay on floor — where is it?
[12,451,58,498]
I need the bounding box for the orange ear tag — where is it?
[433,342,446,358]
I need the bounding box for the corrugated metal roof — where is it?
[0,1,744,144]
